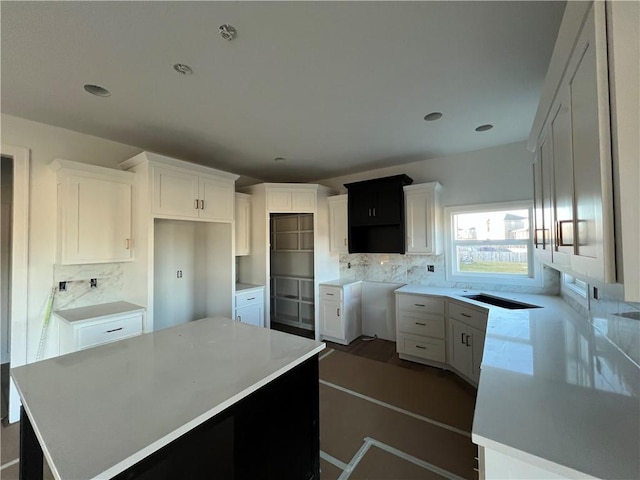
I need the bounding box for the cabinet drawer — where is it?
[397,294,445,315]
[398,333,445,362]
[236,290,264,308]
[449,301,488,330]
[319,286,342,300]
[76,315,142,350]
[398,311,444,338]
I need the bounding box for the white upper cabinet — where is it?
[328,195,348,254]
[235,193,251,256]
[266,186,316,213]
[51,159,134,265]
[404,182,442,255]
[529,1,616,285]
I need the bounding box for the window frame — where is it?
[444,201,542,287]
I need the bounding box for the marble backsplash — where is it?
[53,263,126,311]
[338,253,560,295]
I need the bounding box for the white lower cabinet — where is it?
[396,293,446,364]
[55,302,145,355]
[447,300,488,385]
[319,282,362,345]
[234,287,264,327]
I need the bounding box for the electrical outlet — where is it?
[177,270,183,279]
[427,265,435,273]
[59,281,67,292]
[90,278,98,288]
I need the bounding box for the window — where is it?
[563,273,588,298]
[445,201,540,286]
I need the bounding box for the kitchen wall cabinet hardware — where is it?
[328,195,348,254]
[529,1,622,289]
[234,285,264,327]
[271,275,315,330]
[446,300,488,384]
[395,293,446,364]
[319,281,362,345]
[345,174,413,254]
[152,165,234,222]
[235,193,251,256]
[120,151,239,331]
[403,182,442,255]
[51,159,134,265]
[54,301,144,355]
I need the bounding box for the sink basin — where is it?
[462,294,541,310]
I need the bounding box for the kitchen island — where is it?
[11,317,325,479]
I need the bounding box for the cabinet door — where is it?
[533,131,554,262]
[320,299,343,339]
[199,176,234,222]
[61,176,132,264]
[405,188,440,254]
[328,196,348,254]
[291,191,316,212]
[448,318,470,376]
[236,304,263,327]
[152,167,199,218]
[235,194,251,256]
[549,87,574,267]
[373,183,402,225]
[267,190,292,212]
[469,325,486,384]
[348,187,376,226]
[567,3,615,282]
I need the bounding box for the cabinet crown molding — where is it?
[50,158,134,183]
[119,151,239,181]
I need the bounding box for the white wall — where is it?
[315,140,533,207]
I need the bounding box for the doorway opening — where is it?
[269,213,315,339]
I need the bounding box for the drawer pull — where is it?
[106,327,123,333]
[466,334,471,347]
[326,293,334,296]
[200,200,205,210]
[461,313,472,318]
[414,303,425,307]
[415,322,426,326]
[194,199,199,210]
[461,333,465,344]
[415,345,427,350]
[247,297,255,301]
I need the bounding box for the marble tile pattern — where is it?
[53,263,125,310]
[339,253,560,295]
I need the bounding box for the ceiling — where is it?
[1,1,565,182]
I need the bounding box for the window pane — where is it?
[457,245,529,274]
[454,208,529,241]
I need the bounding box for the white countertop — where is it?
[319,278,363,287]
[394,285,640,479]
[11,317,324,480]
[235,282,265,293]
[53,301,145,324]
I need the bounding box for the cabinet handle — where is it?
[368,208,372,216]
[344,238,347,246]
[106,327,123,333]
[326,293,334,296]
[415,345,426,350]
[461,333,465,344]
[414,304,425,307]
[247,297,255,301]
[237,316,241,322]
[460,313,471,318]
[200,199,205,210]
[466,334,471,347]
[557,220,574,247]
[194,199,199,210]
[337,308,340,316]
[372,207,376,217]
[125,238,131,250]
[415,322,426,326]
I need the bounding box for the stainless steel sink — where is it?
[462,293,541,310]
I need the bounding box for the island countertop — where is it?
[394,284,640,479]
[11,317,325,480]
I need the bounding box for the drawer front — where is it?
[449,301,488,330]
[399,333,445,362]
[76,315,142,349]
[398,311,445,338]
[397,294,445,315]
[236,290,264,308]
[319,286,343,301]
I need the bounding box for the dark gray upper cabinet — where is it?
[345,174,413,253]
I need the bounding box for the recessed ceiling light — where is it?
[423,112,443,121]
[173,63,193,75]
[83,84,111,97]
[274,157,286,163]
[475,124,493,132]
